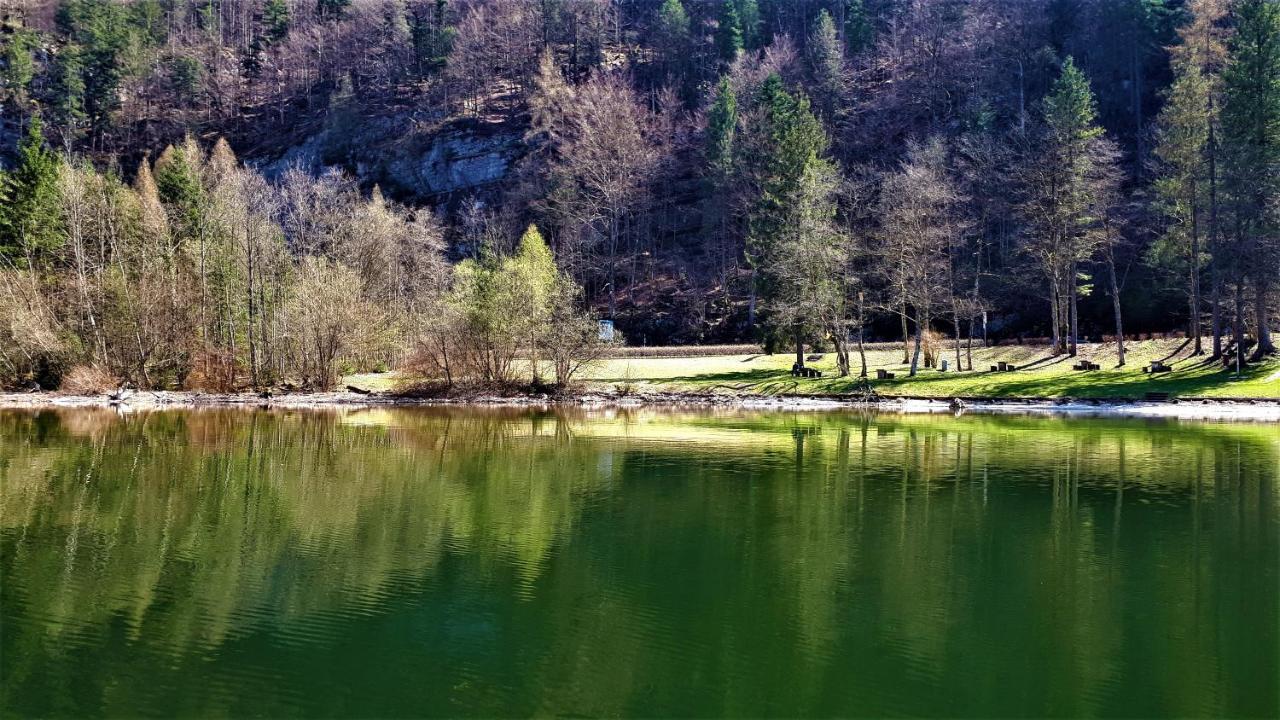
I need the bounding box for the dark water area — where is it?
[1,407,1276,718]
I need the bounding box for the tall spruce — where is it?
[716,0,744,63]
[1221,0,1280,359]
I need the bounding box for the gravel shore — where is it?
[2,389,1278,422]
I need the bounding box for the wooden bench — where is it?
[1073,361,1100,371]
[1144,361,1172,374]
[996,362,1017,372]
[875,368,896,380]
[791,364,823,379]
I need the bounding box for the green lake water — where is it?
[1,407,1277,718]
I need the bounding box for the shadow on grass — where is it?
[624,360,1276,399]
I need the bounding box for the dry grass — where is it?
[59,365,120,395]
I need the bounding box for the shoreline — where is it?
[2,390,1279,422]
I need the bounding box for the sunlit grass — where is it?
[341,340,1279,399]
[576,339,1280,399]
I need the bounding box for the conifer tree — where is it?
[844,0,874,56]
[808,9,845,120]
[716,0,744,63]
[1154,55,1211,354]
[0,118,65,263]
[1019,57,1117,356]
[1221,0,1280,358]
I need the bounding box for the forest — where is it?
[0,0,1277,391]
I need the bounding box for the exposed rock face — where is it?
[393,125,524,197]
[256,116,527,203]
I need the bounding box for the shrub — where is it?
[59,364,119,395]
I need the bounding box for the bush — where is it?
[59,364,120,395]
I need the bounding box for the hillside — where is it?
[1,0,1277,393]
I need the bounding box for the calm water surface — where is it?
[1,407,1277,718]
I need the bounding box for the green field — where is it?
[576,339,1280,399]
[346,339,1280,400]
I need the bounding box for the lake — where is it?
[1,407,1276,718]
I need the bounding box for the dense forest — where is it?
[0,0,1277,390]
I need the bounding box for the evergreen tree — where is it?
[1,29,38,105]
[317,0,352,21]
[748,74,838,362]
[54,43,88,143]
[1221,0,1280,358]
[716,0,744,63]
[1154,58,1211,354]
[0,118,65,263]
[1019,57,1115,356]
[808,9,845,119]
[656,0,690,80]
[844,0,874,56]
[737,0,761,51]
[706,77,738,174]
[264,0,291,41]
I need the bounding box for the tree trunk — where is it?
[952,307,962,373]
[1068,263,1079,357]
[900,302,910,363]
[1251,276,1275,359]
[1189,189,1202,355]
[1233,279,1245,371]
[909,312,923,377]
[1208,96,1223,359]
[857,324,867,378]
[1107,252,1125,367]
[794,328,804,370]
[834,332,849,377]
[1050,290,1061,355]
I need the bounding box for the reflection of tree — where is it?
[0,408,1275,717]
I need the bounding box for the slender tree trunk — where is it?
[1208,98,1223,358]
[857,324,867,378]
[1190,190,1202,355]
[1251,276,1274,358]
[950,298,961,371]
[794,327,804,370]
[909,311,923,377]
[965,317,974,371]
[900,302,910,363]
[1068,262,1079,357]
[1233,278,1245,371]
[1050,290,1061,355]
[1107,252,1126,367]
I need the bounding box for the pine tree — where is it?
[54,43,88,143]
[1,29,37,105]
[1019,57,1116,356]
[1221,0,1280,358]
[1154,59,1211,354]
[0,118,65,264]
[706,77,738,174]
[715,0,744,63]
[656,0,690,80]
[808,9,845,119]
[844,0,874,56]
[747,74,838,363]
[264,0,291,41]
[737,0,761,51]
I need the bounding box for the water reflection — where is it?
[1,408,1276,717]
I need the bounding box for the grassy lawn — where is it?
[576,339,1280,399]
